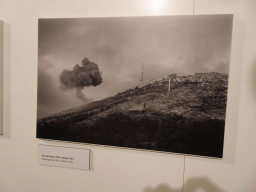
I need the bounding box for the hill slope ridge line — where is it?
[38,72,228,123]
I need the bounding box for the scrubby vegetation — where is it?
[37,72,228,158]
[37,110,225,158]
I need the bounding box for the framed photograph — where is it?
[0,20,3,135]
[37,14,233,158]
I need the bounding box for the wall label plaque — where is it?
[37,144,90,170]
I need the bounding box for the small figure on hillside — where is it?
[143,103,146,109]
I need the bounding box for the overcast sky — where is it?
[37,14,233,119]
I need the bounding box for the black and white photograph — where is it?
[37,14,233,158]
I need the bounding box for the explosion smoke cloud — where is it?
[59,57,102,101]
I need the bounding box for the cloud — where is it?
[59,57,103,102]
[37,56,84,119]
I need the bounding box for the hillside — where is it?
[37,72,228,158]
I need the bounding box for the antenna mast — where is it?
[168,77,171,92]
[140,63,144,87]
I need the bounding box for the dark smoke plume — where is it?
[59,57,102,102]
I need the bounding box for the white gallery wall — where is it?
[0,0,256,191]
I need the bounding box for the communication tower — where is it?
[168,77,171,92]
[140,63,144,87]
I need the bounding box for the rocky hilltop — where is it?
[151,72,228,84]
[39,72,228,122]
[37,72,228,158]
